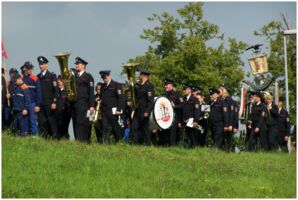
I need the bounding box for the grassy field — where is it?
[2,133,296,198]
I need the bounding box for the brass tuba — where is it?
[123,63,139,111]
[54,52,77,102]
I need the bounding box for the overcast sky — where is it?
[2,1,296,84]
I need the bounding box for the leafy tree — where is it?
[254,21,296,121]
[125,2,247,96]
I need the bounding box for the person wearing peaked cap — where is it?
[179,81,200,148]
[100,69,125,144]
[10,70,31,136]
[277,98,291,152]
[37,55,59,139]
[244,90,255,150]
[69,56,94,143]
[55,77,71,140]
[248,90,268,152]
[139,68,150,76]
[21,60,41,136]
[132,67,155,145]
[9,68,18,76]
[74,57,88,65]
[209,87,229,150]
[99,70,111,78]
[160,78,183,146]
[93,81,104,143]
[263,91,279,151]
[37,56,49,64]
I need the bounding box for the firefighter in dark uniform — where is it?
[161,78,183,146]
[244,91,255,149]
[37,56,59,139]
[277,98,291,152]
[94,82,103,143]
[99,70,125,144]
[2,68,7,130]
[209,88,229,150]
[20,61,42,136]
[178,83,200,148]
[248,92,267,151]
[194,89,209,147]
[55,76,71,139]
[264,92,280,151]
[132,69,155,145]
[10,71,31,136]
[218,84,235,151]
[71,57,95,143]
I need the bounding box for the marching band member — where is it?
[209,88,229,150]
[37,56,59,139]
[277,98,291,152]
[55,77,71,139]
[248,92,267,151]
[94,82,103,143]
[194,89,208,147]
[264,92,280,151]
[162,78,183,146]
[179,83,200,148]
[132,69,155,145]
[99,70,125,144]
[70,57,95,143]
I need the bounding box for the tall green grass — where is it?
[2,133,296,198]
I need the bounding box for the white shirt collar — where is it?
[42,70,47,76]
[186,94,191,101]
[78,71,85,77]
[106,79,112,86]
[256,101,261,106]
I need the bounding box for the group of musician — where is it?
[1,55,292,152]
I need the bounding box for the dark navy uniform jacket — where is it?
[164,90,183,120]
[181,95,200,123]
[100,79,125,112]
[251,102,267,129]
[278,108,291,137]
[135,80,155,115]
[266,103,279,127]
[210,97,229,126]
[76,72,95,107]
[37,70,59,106]
[11,83,31,111]
[21,74,42,106]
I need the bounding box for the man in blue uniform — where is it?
[277,98,291,152]
[37,56,59,139]
[10,72,31,136]
[21,61,42,136]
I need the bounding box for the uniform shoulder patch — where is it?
[148,91,152,97]
[53,81,57,87]
[195,104,199,109]
[286,117,290,122]
[231,105,234,110]
[90,81,93,87]
[179,97,183,103]
[21,84,28,90]
[262,111,266,117]
[223,107,228,112]
[30,74,38,81]
[117,89,122,95]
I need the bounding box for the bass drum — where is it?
[149,96,174,132]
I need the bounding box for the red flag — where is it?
[2,40,8,59]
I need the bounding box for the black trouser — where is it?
[268,125,279,151]
[101,109,121,144]
[38,105,58,139]
[223,130,233,151]
[187,127,198,148]
[210,121,224,150]
[160,118,179,146]
[248,125,267,151]
[55,108,71,139]
[132,110,150,145]
[94,120,103,143]
[71,101,91,143]
[197,120,208,147]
